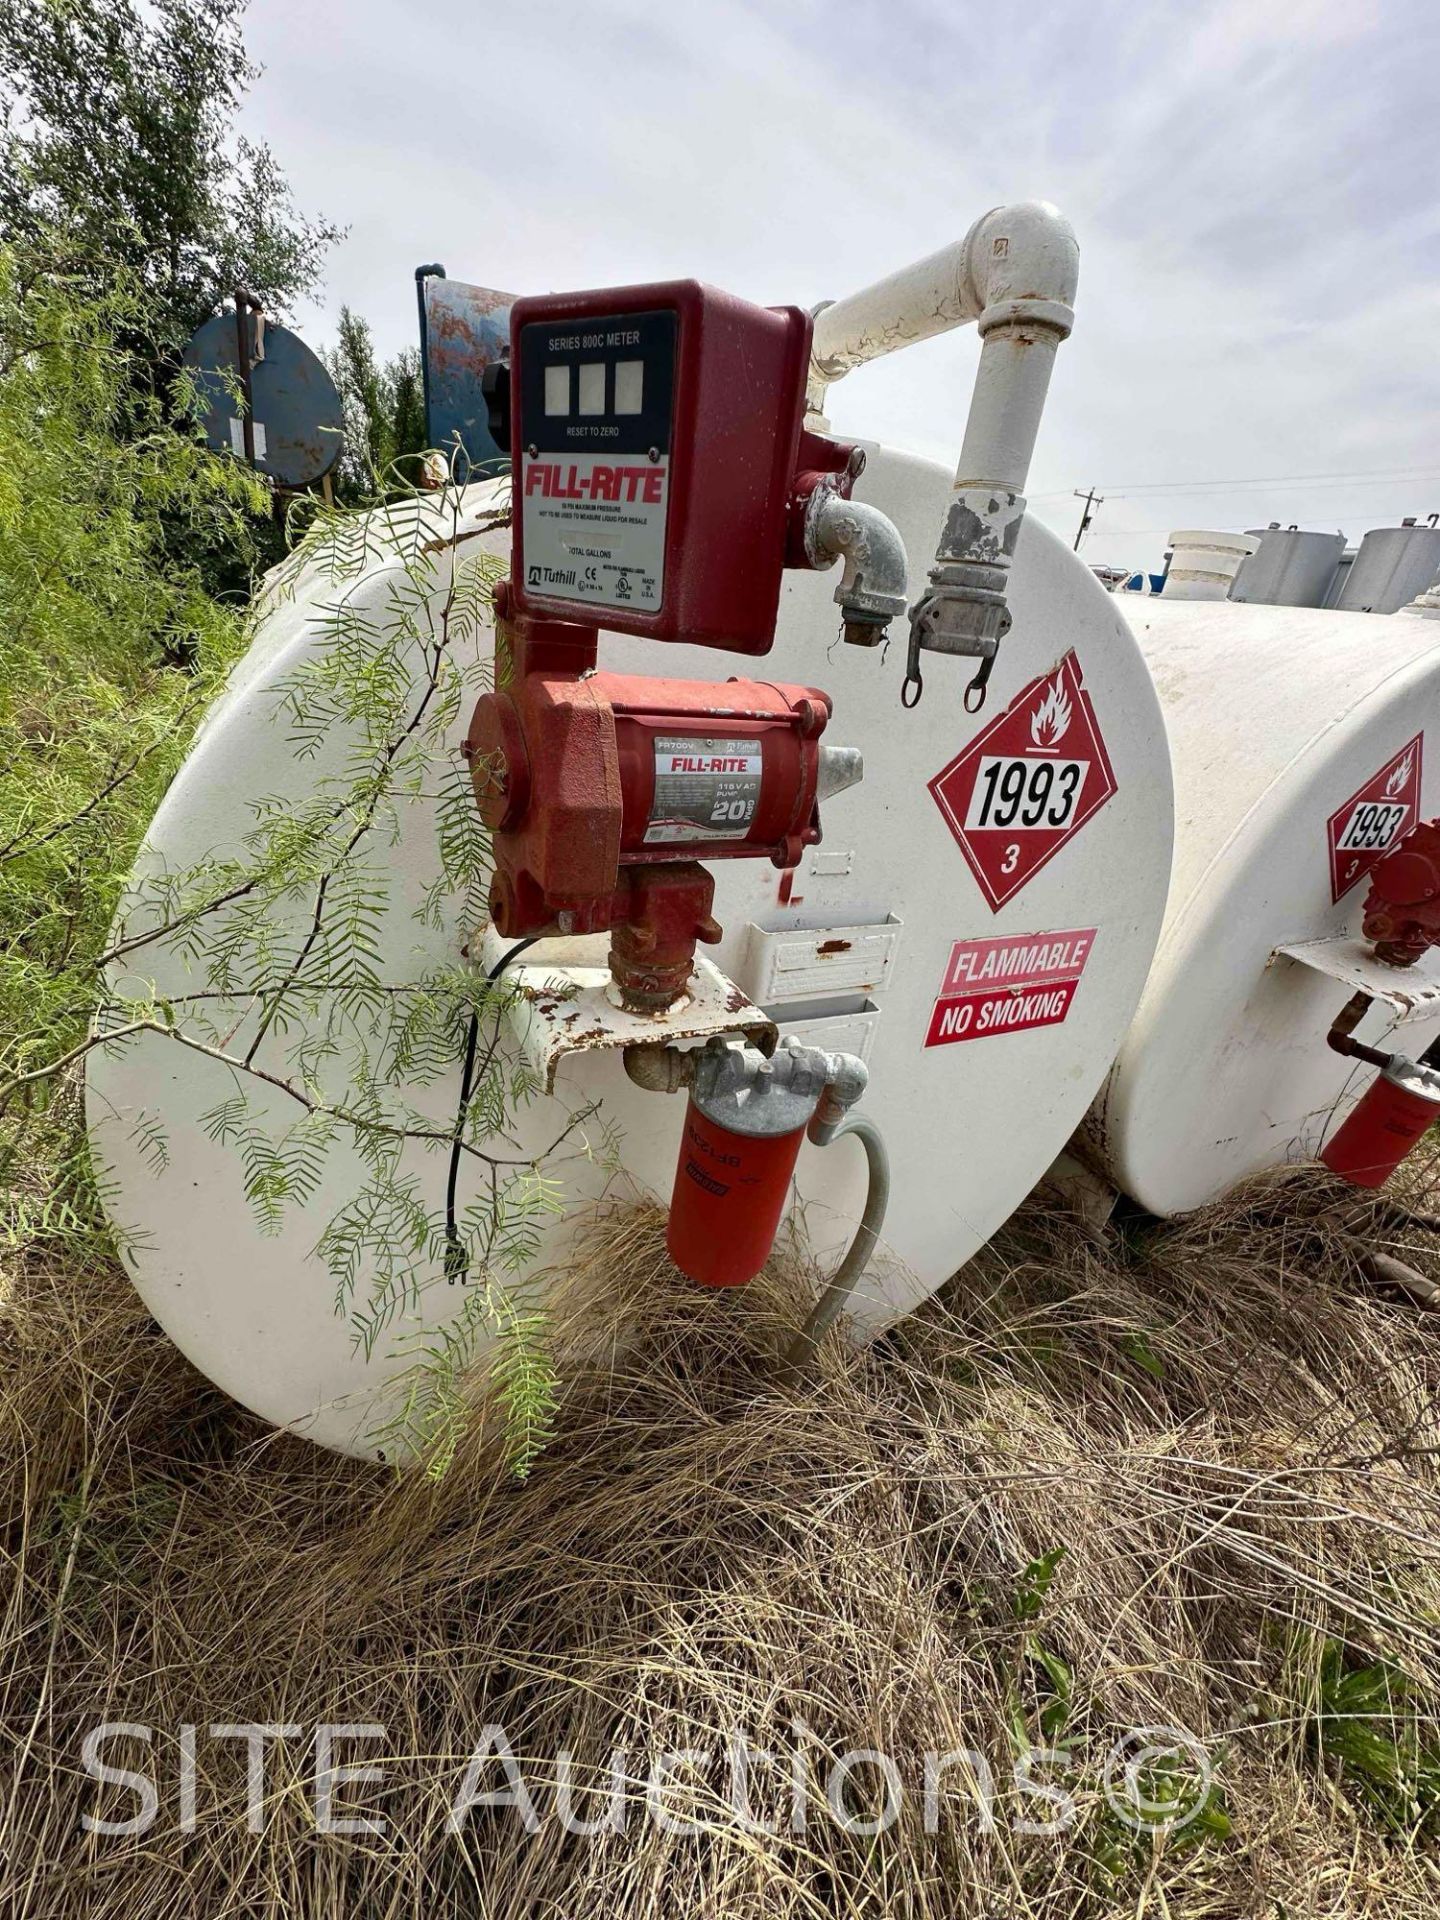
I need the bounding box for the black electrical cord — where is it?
[444,936,541,1282]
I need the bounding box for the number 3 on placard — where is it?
[1001,844,1020,874]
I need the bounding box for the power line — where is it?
[1032,464,1440,501]
[1118,465,1440,494]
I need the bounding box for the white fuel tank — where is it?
[1086,598,1440,1215]
[87,447,1174,1457]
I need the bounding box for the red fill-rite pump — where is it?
[1323,818,1440,1187]
[464,281,906,1286]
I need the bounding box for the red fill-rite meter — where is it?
[464,280,906,1286]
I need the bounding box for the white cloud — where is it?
[240,0,1440,570]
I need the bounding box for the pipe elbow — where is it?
[804,486,909,636]
[622,1044,693,1095]
[962,201,1079,340]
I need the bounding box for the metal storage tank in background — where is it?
[1165,528,1258,599]
[1335,520,1440,614]
[1229,524,1346,607]
[1083,598,1440,1215]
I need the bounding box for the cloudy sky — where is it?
[241,0,1438,572]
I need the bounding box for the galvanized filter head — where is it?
[690,1034,868,1139]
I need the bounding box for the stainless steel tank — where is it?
[1334,521,1440,615]
[1229,524,1347,607]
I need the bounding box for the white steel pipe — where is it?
[808,203,1080,707]
[808,199,1078,498]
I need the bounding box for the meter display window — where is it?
[614,360,644,414]
[519,308,677,616]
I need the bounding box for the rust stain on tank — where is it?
[816,938,853,956]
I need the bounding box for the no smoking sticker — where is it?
[1327,734,1423,902]
[925,927,1096,1047]
[928,651,1118,911]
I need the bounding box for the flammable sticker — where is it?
[924,927,1096,1047]
[1327,733,1423,902]
[928,651,1118,912]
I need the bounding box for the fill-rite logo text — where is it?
[524,462,664,503]
[667,755,750,775]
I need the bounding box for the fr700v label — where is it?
[645,737,762,845]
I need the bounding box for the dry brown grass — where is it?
[3,1169,1440,1917]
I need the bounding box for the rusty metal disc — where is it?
[183,311,344,488]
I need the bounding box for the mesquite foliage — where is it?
[1,257,603,1476]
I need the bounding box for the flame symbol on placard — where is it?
[1385,748,1415,798]
[1030,676,1073,747]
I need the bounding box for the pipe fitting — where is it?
[803,483,909,644]
[625,1033,868,1138]
[622,1043,695,1095]
[688,1033,863,1138]
[807,1053,869,1145]
[806,201,1076,399]
[805,201,1079,709]
[807,200,1077,403]
[816,744,863,802]
[1326,990,1391,1070]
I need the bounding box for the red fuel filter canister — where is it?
[667,1100,808,1288]
[1321,1056,1440,1188]
[661,1035,866,1289]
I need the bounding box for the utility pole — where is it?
[1072,486,1104,550]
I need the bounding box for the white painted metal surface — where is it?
[1404,571,1440,621]
[1271,936,1440,1018]
[87,447,1174,1457]
[481,933,774,1097]
[1323,548,1358,608]
[1085,598,1440,1215]
[1165,529,1259,600]
[739,918,904,1004]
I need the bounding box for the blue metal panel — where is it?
[182,313,344,488]
[418,274,513,479]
